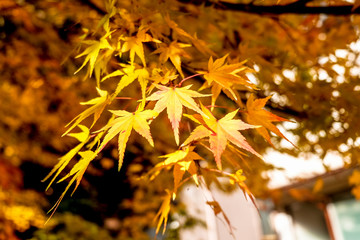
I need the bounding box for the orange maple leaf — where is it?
[183,104,262,170]
[146,84,210,145]
[148,146,202,199]
[199,54,256,108]
[120,26,160,67]
[152,41,191,78]
[245,94,295,147]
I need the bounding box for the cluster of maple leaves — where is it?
[44,0,293,234]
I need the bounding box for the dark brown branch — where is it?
[181,0,360,15]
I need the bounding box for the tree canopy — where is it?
[1,0,360,239]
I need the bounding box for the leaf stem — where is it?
[177,73,203,87]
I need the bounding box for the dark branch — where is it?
[180,0,359,15]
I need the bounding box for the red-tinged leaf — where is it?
[183,105,261,170]
[98,107,157,171]
[206,200,234,237]
[146,84,210,145]
[245,94,295,147]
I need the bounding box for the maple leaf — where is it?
[206,200,234,236]
[75,32,113,77]
[98,106,158,171]
[191,33,217,57]
[147,67,178,93]
[63,88,110,136]
[102,64,149,99]
[43,125,90,190]
[46,150,97,222]
[94,0,117,33]
[244,94,295,147]
[146,84,210,145]
[228,169,254,201]
[154,190,172,234]
[183,104,262,170]
[152,41,191,78]
[120,26,160,67]
[198,54,256,108]
[148,146,202,199]
[164,14,193,40]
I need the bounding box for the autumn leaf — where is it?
[349,170,360,185]
[102,64,149,99]
[46,150,97,223]
[94,0,117,33]
[147,67,178,93]
[43,125,90,190]
[146,84,210,145]
[244,94,295,147]
[148,146,202,199]
[98,105,158,171]
[206,200,234,236]
[154,190,172,234]
[191,33,217,57]
[164,14,193,40]
[120,26,160,67]
[152,41,191,78]
[75,32,113,77]
[183,104,262,170]
[63,88,110,136]
[198,54,256,108]
[228,169,254,202]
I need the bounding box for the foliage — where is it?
[1,0,360,238]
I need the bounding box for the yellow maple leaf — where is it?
[63,88,110,136]
[98,105,158,171]
[146,84,210,145]
[152,41,191,78]
[94,0,117,33]
[199,54,256,108]
[148,146,202,199]
[46,150,97,223]
[43,125,90,191]
[147,67,178,93]
[245,94,295,147]
[183,104,262,170]
[154,190,172,234]
[120,26,160,67]
[75,33,113,77]
[102,64,149,99]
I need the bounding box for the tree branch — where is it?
[180,0,360,15]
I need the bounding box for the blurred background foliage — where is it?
[1,0,360,239]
